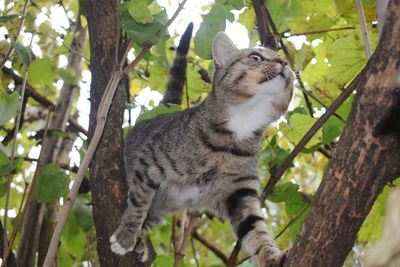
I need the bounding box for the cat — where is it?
[110,25,295,267]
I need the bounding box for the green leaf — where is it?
[279,113,322,148]
[58,68,78,85]
[326,33,366,85]
[120,2,166,46]
[127,0,154,24]
[0,91,19,127]
[61,212,85,260]
[72,197,94,232]
[194,2,226,59]
[286,202,310,241]
[0,181,8,198]
[37,164,69,203]
[0,14,20,23]
[230,0,245,10]
[268,182,303,204]
[11,41,31,67]
[294,44,315,71]
[137,104,181,122]
[261,144,291,168]
[27,58,57,87]
[49,129,69,139]
[58,243,74,267]
[266,0,302,32]
[153,254,174,267]
[238,7,256,34]
[322,124,341,144]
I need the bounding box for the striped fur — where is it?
[110,31,294,266]
[161,22,193,105]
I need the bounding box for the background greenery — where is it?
[0,0,398,266]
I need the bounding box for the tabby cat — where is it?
[110,25,295,266]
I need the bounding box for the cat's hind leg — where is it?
[225,188,284,267]
[110,171,159,255]
[133,206,166,262]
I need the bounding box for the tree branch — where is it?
[192,231,229,265]
[3,33,33,263]
[355,0,372,59]
[262,73,361,201]
[123,0,188,75]
[2,67,88,139]
[285,0,400,264]
[284,26,356,37]
[251,0,278,50]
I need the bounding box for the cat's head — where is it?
[211,32,294,117]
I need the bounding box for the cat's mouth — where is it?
[258,71,286,84]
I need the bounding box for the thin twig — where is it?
[27,31,89,62]
[42,2,188,265]
[284,26,356,37]
[274,205,309,240]
[173,216,200,267]
[165,0,188,29]
[1,67,88,138]
[355,0,372,59]
[171,215,178,251]
[190,237,200,267]
[261,72,361,201]
[123,0,188,74]
[2,33,34,261]
[42,70,123,267]
[0,0,30,70]
[192,231,229,265]
[227,242,241,267]
[1,109,52,267]
[296,75,347,124]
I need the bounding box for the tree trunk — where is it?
[285,0,400,266]
[84,0,136,266]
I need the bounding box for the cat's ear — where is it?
[212,32,238,68]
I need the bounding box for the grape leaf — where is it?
[0,91,19,127]
[194,2,226,59]
[37,164,69,203]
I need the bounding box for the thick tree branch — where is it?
[285,0,400,265]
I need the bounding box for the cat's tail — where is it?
[161,22,194,105]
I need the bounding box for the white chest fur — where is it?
[226,78,286,140]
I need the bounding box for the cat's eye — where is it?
[250,54,262,62]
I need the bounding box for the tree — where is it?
[0,0,399,266]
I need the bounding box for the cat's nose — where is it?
[273,58,288,66]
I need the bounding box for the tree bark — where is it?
[285,0,400,266]
[84,0,136,266]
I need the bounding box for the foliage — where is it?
[0,0,395,266]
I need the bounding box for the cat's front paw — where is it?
[109,226,138,255]
[256,248,287,267]
[135,238,149,262]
